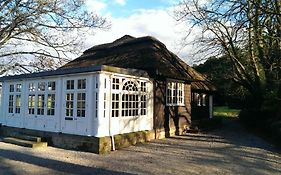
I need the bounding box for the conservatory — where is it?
[0,65,153,137]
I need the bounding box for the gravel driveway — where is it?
[0,118,280,175]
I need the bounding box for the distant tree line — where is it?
[175,0,281,137]
[193,56,248,108]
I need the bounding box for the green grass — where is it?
[214,106,240,118]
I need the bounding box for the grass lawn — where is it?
[214,106,240,118]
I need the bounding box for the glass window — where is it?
[178,83,183,104]
[123,81,138,91]
[28,95,35,114]
[141,82,146,92]
[202,94,206,106]
[66,93,74,117]
[95,77,98,88]
[15,95,21,113]
[66,80,74,90]
[38,82,46,91]
[8,95,14,113]
[112,78,120,90]
[140,95,146,115]
[77,93,86,117]
[77,79,86,89]
[166,82,185,106]
[111,78,148,118]
[16,84,22,92]
[103,93,106,117]
[48,81,56,91]
[112,94,119,117]
[196,93,201,106]
[37,94,45,115]
[9,85,14,92]
[121,94,139,117]
[47,94,55,115]
[29,83,36,92]
[193,93,207,107]
[95,92,98,117]
[167,83,172,104]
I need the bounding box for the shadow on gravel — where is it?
[121,135,281,175]
[179,118,280,153]
[0,149,134,175]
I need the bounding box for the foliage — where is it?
[213,106,240,118]
[175,0,281,136]
[175,0,281,109]
[194,56,248,107]
[0,0,109,75]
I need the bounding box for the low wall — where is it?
[0,125,186,154]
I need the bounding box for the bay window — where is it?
[111,78,148,118]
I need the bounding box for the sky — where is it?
[84,0,198,65]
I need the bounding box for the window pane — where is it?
[16,84,22,92]
[47,94,55,116]
[38,82,46,91]
[166,82,184,106]
[8,95,14,113]
[48,81,56,91]
[29,83,35,92]
[78,79,86,89]
[37,94,45,115]
[9,85,14,92]
[66,93,74,117]
[77,92,86,117]
[111,93,120,117]
[66,80,74,90]
[28,95,35,114]
[15,95,21,113]
[123,81,138,91]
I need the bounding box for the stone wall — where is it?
[0,126,166,154]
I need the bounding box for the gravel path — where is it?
[0,118,280,175]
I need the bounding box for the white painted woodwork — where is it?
[209,95,213,118]
[0,71,153,137]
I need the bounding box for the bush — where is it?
[239,108,272,129]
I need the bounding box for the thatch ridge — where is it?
[60,35,216,91]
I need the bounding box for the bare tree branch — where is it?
[0,0,110,75]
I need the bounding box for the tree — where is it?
[194,56,248,107]
[175,0,281,108]
[0,0,108,75]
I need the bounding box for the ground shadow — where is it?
[0,149,134,175]
[177,118,281,153]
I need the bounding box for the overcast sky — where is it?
[84,0,198,65]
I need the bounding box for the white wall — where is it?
[0,83,3,124]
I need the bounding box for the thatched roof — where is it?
[61,35,216,92]
[0,65,148,81]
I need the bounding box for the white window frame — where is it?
[64,78,87,119]
[8,83,22,114]
[166,81,185,106]
[27,80,57,116]
[193,93,207,107]
[111,77,148,118]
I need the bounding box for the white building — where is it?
[0,65,154,137]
